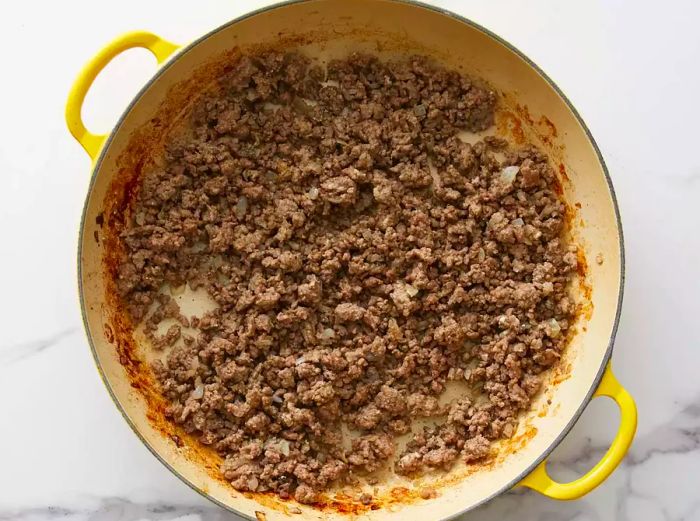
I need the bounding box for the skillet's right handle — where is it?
[65,31,179,162]
[519,362,637,499]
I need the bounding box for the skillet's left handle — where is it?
[65,31,179,162]
[518,362,637,499]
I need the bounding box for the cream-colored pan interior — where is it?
[78,1,622,519]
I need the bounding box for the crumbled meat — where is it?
[334,302,365,322]
[297,275,322,304]
[375,385,406,414]
[320,176,357,205]
[463,434,491,463]
[354,403,383,430]
[294,484,318,504]
[115,51,577,500]
[348,434,395,472]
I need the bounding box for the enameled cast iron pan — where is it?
[66,1,637,519]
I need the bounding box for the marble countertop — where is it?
[1,1,698,519]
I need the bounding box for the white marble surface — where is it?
[1,0,698,519]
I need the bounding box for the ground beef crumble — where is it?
[115,51,577,504]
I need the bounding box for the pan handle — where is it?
[518,362,637,499]
[65,31,179,161]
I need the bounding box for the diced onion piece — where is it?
[295,356,306,365]
[503,422,516,438]
[320,328,335,339]
[305,161,322,174]
[547,318,561,337]
[405,284,419,297]
[387,318,402,341]
[500,165,520,184]
[512,218,524,227]
[235,196,248,219]
[307,187,319,200]
[191,376,204,400]
[225,456,247,471]
[266,438,291,456]
[278,439,290,456]
[247,476,259,491]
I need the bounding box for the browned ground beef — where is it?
[115,51,577,504]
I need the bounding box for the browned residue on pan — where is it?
[539,115,558,139]
[496,109,526,144]
[514,103,535,126]
[576,249,594,321]
[96,25,593,517]
[558,162,571,185]
[501,98,567,167]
